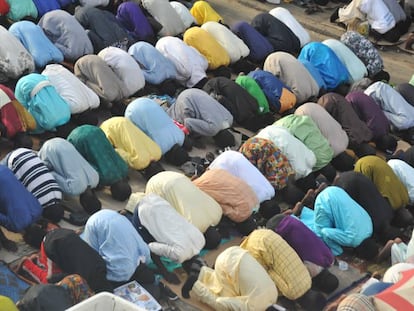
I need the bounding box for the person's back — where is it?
[134,193,205,263]
[298,42,350,91]
[191,246,278,310]
[146,171,223,233]
[8,20,64,69]
[209,150,275,203]
[0,25,34,82]
[167,88,233,138]
[312,186,374,256]
[125,97,185,155]
[4,148,63,222]
[67,124,129,186]
[295,102,349,157]
[334,171,395,239]
[264,51,319,105]
[38,9,93,62]
[81,209,151,283]
[275,114,334,171]
[0,165,42,232]
[240,229,312,301]
[251,13,301,56]
[354,155,409,210]
[193,168,259,224]
[44,228,112,292]
[100,117,162,171]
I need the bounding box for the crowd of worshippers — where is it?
[1,0,414,310]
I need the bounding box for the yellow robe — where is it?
[184,27,230,70]
[240,229,312,300]
[190,0,223,25]
[146,171,222,232]
[192,246,278,311]
[100,117,161,170]
[354,155,409,210]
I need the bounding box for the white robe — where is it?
[141,0,186,36]
[209,150,275,203]
[256,125,316,179]
[365,81,414,130]
[387,159,414,204]
[156,36,208,88]
[322,39,367,83]
[170,1,196,29]
[201,21,250,64]
[137,193,205,263]
[42,64,100,114]
[269,7,310,47]
[98,46,145,97]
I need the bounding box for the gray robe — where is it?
[167,88,233,137]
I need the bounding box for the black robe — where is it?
[251,13,301,56]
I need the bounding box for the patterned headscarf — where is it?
[239,137,293,190]
[57,274,94,304]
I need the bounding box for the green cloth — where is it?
[67,125,129,186]
[354,155,409,210]
[235,75,269,114]
[275,114,334,171]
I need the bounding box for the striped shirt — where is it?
[6,148,62,208]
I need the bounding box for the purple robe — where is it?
[116,2,154,42]
[346,91,390,139]
[274,216,334,268]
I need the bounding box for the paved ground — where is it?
[210,0,414,85]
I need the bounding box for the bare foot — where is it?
[376,239,395,263]
[301,189,315,208]
[291,202,304,217]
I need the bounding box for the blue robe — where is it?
[231,21,273,63]
[9,20,64,69]
[15,73,71,132]
[32,0,61,17]
[0,165,42,232]
[81,209,151,282]
[300,186,373,256]
[38,137,99,196]
[125,98,184,155]
[128,42,178,85]
[298,42,350,90]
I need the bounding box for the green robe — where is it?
[275,114,334,171]
[235,75,269,114]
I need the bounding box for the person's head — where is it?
[203,226,221,250]
[266,214,287,231]
[297,289,327,311]
[259,198,281,219]
[72,111,98,126]
[375,135,397,155]
[164,144,190,166]
[235,216,257,236]
[55,122,77,139]
[0,120,7,137]
[42,203,64,223]
[23,225,48,249]
[213,129,235,149]
[110,180,132,201]
[353,143,377,158]
[16,284,72,311]
[312,268,339,294]
[318,163,337,183]
[355,238,378,260]
[13,132,33,149]
[159,79,177,97]
[212,66,232,79]
[79,188,102,215]
[142,162,165,181]
[331,151,355,171]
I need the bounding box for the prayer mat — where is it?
[0,260,31,303]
